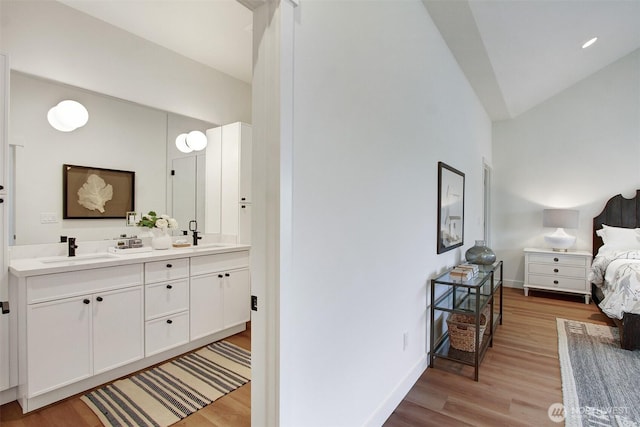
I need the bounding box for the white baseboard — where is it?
[0,386,17,405]
[503,280,523,289]
[364,354,430,427]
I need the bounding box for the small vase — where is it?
[465,240,496,265]
[151,228,172,250]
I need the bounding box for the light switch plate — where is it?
[40,212,58,224]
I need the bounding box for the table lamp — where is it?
[543,209,579,251]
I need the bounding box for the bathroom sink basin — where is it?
[38,253,120,264]
[188,243,233,250]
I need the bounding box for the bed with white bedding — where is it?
[589,250,640,319]
[590,192,640,350]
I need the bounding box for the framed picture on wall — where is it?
[63,164,135,219]
[437,161,465,254]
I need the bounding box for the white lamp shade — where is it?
[543,209,579,229]
[186,130,207,151]
[47,100,88,131]
[175,133,193,153]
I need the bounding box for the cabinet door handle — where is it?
[241,197,246,201]
[553,280,559,285]
[553,258,559,262]
[553,268,559,273]
[83,299,90,304]
[166,319,173,324]
[96,296,104,302]
[241,205,246,209]
[218,274,224,278]
[225,273,230,277]
[166,263,173,268]
[166,284,173,289]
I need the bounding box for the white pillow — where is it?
[597,224,640,247]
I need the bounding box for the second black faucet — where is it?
[68,237,78,257]
[189,220,202,246]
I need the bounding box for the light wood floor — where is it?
[384,287,615,427]
[0,325,251,427]
[1,289,615,427]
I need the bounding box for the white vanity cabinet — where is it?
[26,295,92,395]
[144,258,190,356]
[190,250,250,340]
[23,264,143,398]
[10,245,250,412]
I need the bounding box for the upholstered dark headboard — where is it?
[592,189,640,257]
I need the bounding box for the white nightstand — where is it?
[523,248,592,304]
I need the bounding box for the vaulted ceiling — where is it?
[425,0,640,120]
[59,0,640,121]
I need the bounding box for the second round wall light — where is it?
[175,130,207,153]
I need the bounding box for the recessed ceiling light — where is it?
[582,37,598,49]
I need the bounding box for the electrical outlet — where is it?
[403,332,408,351]
[40,212,58,224]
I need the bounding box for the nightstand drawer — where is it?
[528,264,585,278]
[527,274,587,291]
[528,253,586,267]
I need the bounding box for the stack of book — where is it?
[449,263,479,281]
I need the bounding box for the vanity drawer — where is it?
[145,279,189,320]
[145,311,189,356]
[190,251,250,276]
[528,264,585,278]
[527,274,587,291]
[144,258,189,284]
[27,264,143,304]
[528,253,586,267]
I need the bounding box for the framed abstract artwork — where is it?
[437,161,465,253]
[63,164,135,219]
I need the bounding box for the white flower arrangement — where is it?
[137,211,179,230]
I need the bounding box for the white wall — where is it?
[276,1,492,425]
[0,0,250,128]
[493,49,640,287]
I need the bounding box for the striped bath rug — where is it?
[81,340,251,427]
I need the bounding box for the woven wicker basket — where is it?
[447,307,490,352]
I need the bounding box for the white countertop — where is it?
[9,243,251,277]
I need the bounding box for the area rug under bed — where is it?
[557,318,640,427]
[81,340,251,427]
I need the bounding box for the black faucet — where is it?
[189,220,202,246]
[68,237,78,257]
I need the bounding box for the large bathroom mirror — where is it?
[9,71,215,245]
